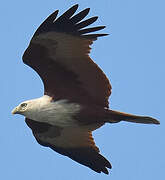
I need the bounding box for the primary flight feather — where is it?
[12,4,159,174]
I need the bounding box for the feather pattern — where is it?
[13,4,159,175]
[23,4,111,107]
[33,4,108,39]
[25,118,111,174]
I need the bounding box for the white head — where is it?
[12,100,38,117]
[12,95,52,119]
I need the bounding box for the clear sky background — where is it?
[1,0,164,179]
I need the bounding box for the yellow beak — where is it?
[12,107,19,114]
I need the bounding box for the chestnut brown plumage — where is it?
[12,4,159,175]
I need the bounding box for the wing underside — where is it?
[25,118,111,174]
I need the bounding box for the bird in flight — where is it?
[12,4,159,174]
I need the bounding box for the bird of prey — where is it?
[12,4,159,174]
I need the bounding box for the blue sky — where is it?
[1,0,164,179]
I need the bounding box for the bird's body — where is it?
[12,4,159,174]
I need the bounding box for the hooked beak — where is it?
[12,107,19,115]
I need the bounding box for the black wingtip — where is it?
[33,10,59,36]
[63,4,79,17]
[70,7,90,24]
[79,26,106,35]
[55,4,79,23]
[75,16,98,29]
[66,4,79,13]
[33,4,108,40]
[72,4,79,9]
[49,146,111,174]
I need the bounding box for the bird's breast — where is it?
[33,99,82,127]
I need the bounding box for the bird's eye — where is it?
[21,103,27,108]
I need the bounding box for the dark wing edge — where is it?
[51,146,112,174]
[25,118,111,174]
[33,4,109,40]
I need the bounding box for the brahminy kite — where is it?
[12,4,159,174]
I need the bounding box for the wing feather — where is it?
[25,118,111,174]
[75,16,98,29]
[23,5,111,107]
[54,4,79,23]
[34,10,59,36]
[78,26,106,34]
[70,8,90,24]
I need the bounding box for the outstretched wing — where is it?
[25,118,111,174]
[23,4,111,108]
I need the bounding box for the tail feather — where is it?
[107,110,160,125]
